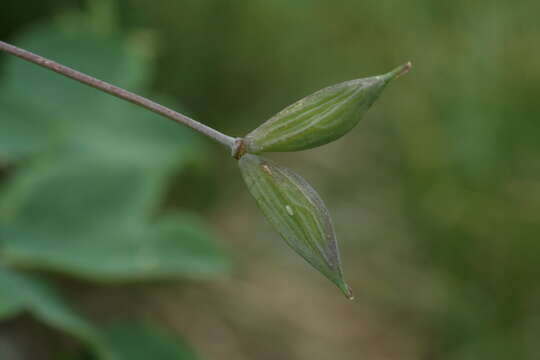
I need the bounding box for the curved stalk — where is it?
[0,40,235,149]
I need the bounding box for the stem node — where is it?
[232,138,247,160]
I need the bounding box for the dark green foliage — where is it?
[102,321,198,360]
[0,160,228,281]
[0,267,111,358]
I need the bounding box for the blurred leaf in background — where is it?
[0,8,227,359]
[0,267,110,359]
[0,268,200,359]
[0,267,100,343]
[0,11,229,281]
[102,321,198,360]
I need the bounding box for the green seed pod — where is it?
[244,62,411,153]
[239,154,352,299]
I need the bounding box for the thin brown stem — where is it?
[0,40,235,148]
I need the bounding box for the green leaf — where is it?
[244,62,411,153]
[238,154,352,298]
[0,268,200,360]
[0,160,229,281]
[102,321,199,360]
[2,22,149,126]
[0,159,163,231]
[0,18,228,282]
[74,97,206,171]
[0,19,204,170]
[0,267,110,358]
[0,95,57,159]
[0,274,25,319]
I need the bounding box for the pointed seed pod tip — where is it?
[390,61,412,80]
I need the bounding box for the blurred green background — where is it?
[1,0,540,359]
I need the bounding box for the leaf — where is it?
[2,22,149,127]
[0,160,230,281]
[0,267,111,358]
[238,154,352,298]
[0,18,228,282]
[75,97,207,171]
[244,62,411,153]
[0,158,163,231]
[0,96,56,159]
[102,321,199,360]
[0,19,205,171]
[0,22,144,160]
[0,268,200,360]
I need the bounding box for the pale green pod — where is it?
[239,154,352,299]
[244,62,411,153]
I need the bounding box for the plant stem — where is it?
[0,40,236,148]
